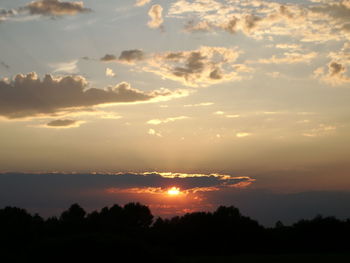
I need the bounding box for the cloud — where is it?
[226,114,240,118]
[0,72,188,119]
[1,1,91,23]
[50,60,79,74]
[303,124,336,137]
[143,46,243,87]
[0,172,255,218]
[100,54,117,62]
[0,9,16,23]
[23,0,92,16]
[0,61,10,70]
[135,0,151,7]
[313,43,350,86]
[251,52,317,64]
[148,4,163,29]
[101,46,245,87]
[118,49,145,64]
[329,61,347,76]
[105,68,116,77]
[45,119,84,128]
[100,50,145,64]
[236,132,252,138]
[1,171,253,192]
[184,102,213,107]
[266,71,281,78]
[170,1,306,37]
[148,128,162,137]
[275,43,302,51]
[310,1,350,23]
[4,173,350,225]
[169,0,350,43]
[147,116,189,125]
[213,110,240,119]
[314,62,350,86]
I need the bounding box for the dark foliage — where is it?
[1,203,350,260]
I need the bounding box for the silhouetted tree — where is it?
[122,202,153,229]
[60,203,86,222]
[2,202,350,259]
[59,204,86,234]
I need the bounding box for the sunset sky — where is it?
[1,0,350,224]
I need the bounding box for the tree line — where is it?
[1,203,350,260]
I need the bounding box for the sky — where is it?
[0,0,350,225]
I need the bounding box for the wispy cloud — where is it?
[148,128,162,137]
[184,102,214,107]
[250,52,317,64]
[147,116,189,125]
[236,132,252,138]
[135,0,151,7]
[50,60,79,74]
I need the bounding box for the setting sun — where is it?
[167,187,181,196]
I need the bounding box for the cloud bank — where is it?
[0,72,188,119]
[3,172,350,225]
[168,0,350,43]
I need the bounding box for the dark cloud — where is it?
[46,119,78,127]
[0,61,10,70]
[23,0,91,16]
[2,173,350,226]
[173,51,206,79]
[0,8,16,22]
[223,16,238,34]
[0,172,251,194]
[0,173,252,214]
[143,46,242,87]
[100,50,145,64]
[100,54,117,62]
[342,23,350,32]
[165,52,185,60]
[310,1,350,23]
[0,72,186,119]
[209,68,222,80]
[242,14,262,33]
[0,9,15,16]
[329,61,346,76]
[118,49,145,63]
[100,47,243,87]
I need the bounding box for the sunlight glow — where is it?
[167,187,181,196]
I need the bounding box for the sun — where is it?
[167,187,181,196]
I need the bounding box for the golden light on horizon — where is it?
[167,187,181,196]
